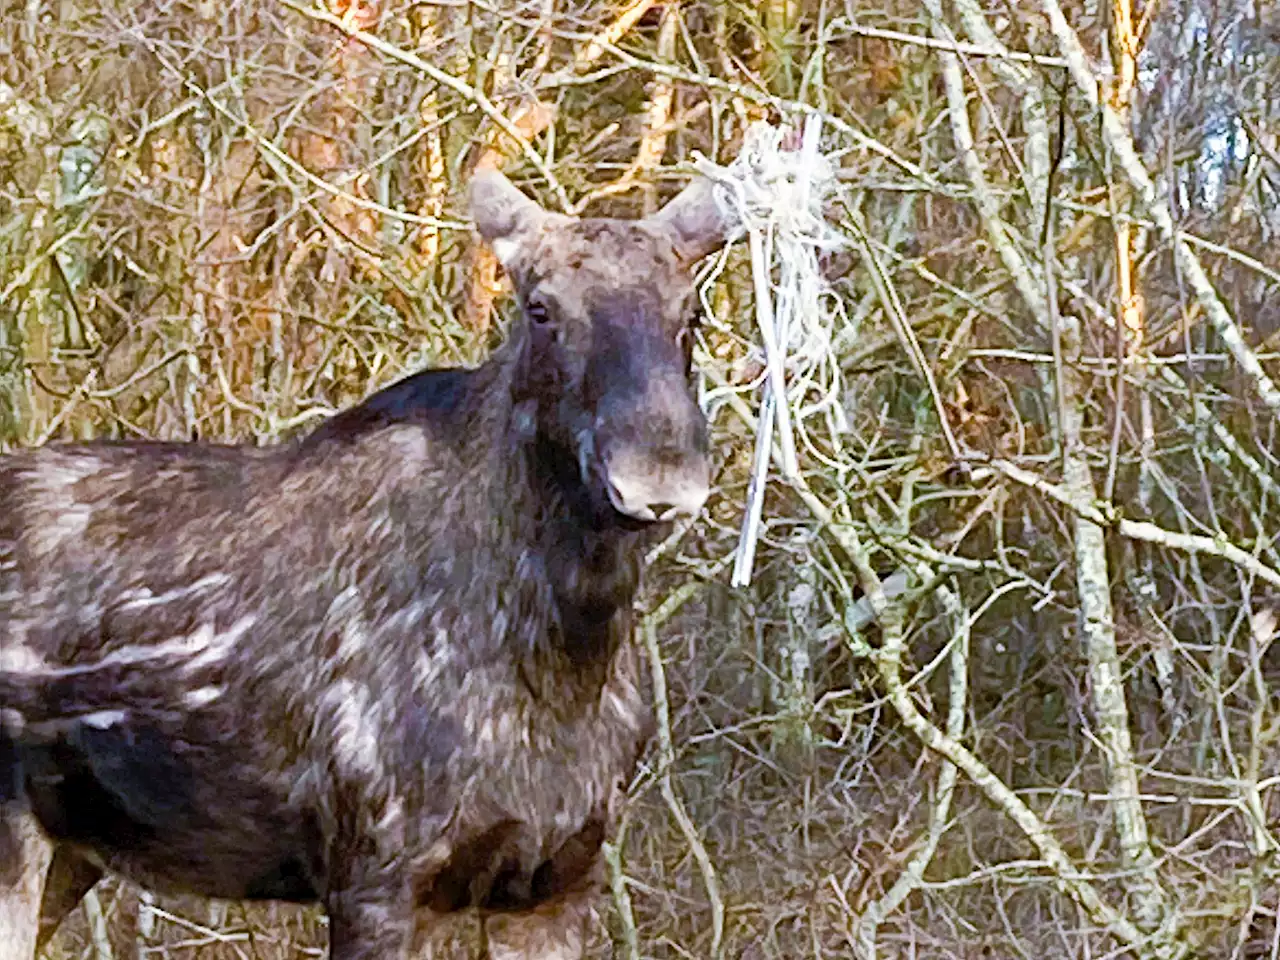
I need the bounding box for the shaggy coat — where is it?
[0,169,732,960]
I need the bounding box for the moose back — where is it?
[0,168,731,960]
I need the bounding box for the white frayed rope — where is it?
[691,116,846,587]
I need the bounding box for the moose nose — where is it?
[604,456,710,522]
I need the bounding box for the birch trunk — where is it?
[933,0,1173,938]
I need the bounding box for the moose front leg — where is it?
[37,845,104,952]
[328,892,415,960]
[326,831,415,960]
[0,812,56,960]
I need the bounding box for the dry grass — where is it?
[7,0,1280,957]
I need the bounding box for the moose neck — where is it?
[470,340,651,678]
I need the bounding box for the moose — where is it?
[0,167,732,959]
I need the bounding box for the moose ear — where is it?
[470,169,556,269]
[647,176,737,263]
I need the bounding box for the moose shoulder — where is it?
[0,169,733,960]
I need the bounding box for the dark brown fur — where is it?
[0,170,733,960]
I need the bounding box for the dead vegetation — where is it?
[6,0,1280,957]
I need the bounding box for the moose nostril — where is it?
[605,477,658,522]
[602,447,710,523]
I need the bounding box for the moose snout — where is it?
[602,446,710,522]
[588,325,711,524]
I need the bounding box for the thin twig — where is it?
[83,890,116,960]
[844,206,962,462]
[603,839,640,960]
[830,17,1069,68]
[577,0,662,65]
[642,580,725,958]
[279,0,572,213]
[985,458,1280,591]
[854,567,969,956]
[1037,0,1280,419]
[837,522,1171,957]
[190,80,465,231]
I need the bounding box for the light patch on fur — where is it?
[180,616,255,670]
[487,611,510,645]
[183,686,224,709]
[322,680,384,778]
[0,639,45,674]
[25,502,91,559]
[410,603,450,687]
[463,669,525,750]
[80,710,127,730]
[323,588,372,663]
[491,237,519,267]
[17,614,254,683]
[19,459,104,559]
[115,573,231,610]
[0,708,24,738]
[29,458,101,489]
[380,600,429,634]
[414,645,447,689]
[373,795,406,834]
[474,713,519,748]
[382,425,430,465]
[418,835,456,875]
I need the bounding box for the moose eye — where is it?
[679,306,703,344]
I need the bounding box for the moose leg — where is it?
[36,846,104,951]
[326,833,414,960]
[328,884,415,960]
[0,812,55,960]
[483,895,591,960]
